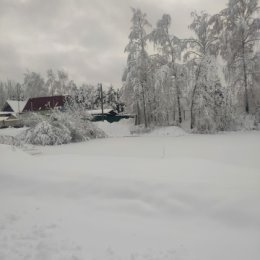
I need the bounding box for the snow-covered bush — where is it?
[231,114,258,131]
[19,120,71,145]
[19,109,106,146]
[130,124,153,135]
[255,108,260,124]
[0,135,22,147]
[50,109,106,142]
[21,112,44,127]
[193,111,216,134]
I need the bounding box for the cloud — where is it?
[0,0,228,88]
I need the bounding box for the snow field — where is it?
[93,119,187,138]
[0,131,260,260]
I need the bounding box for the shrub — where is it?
[19,109,106,145]
[50,109,106,142]
[19,120,71,145]
[232,114,258,131]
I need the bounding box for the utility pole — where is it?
[16,84,20,114]
[100,83,104,121]
[51,81,54,108]
[16,83,21,126]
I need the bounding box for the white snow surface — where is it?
[94,119,187,137]
[0,127,28,137]
[94,119,134,137]
[145,126,187,137]
[0,131,260,260]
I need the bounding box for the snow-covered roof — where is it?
[5,100,27,113]
[0,112,16,116]
[88,109,116,115]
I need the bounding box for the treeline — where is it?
[121,0,260,132]
[0,70,121,111]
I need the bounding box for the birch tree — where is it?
[211,0,260,113]
[184,11,219,129]
[122,8,151,127]
[150,14,183,123]
[46,69,56,96]
[23,71,47,98]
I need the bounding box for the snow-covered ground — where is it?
[94,119,187,138]
[0,129,260,260]
[0,126,28,137]
[94,119,134,137]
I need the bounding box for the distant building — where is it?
[1,96,66,113]
[23,96,66,112]
[1,96,135,124]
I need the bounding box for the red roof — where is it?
[23,96,66,112]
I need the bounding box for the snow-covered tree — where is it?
[192,55,225,132]
[184,11,221,130]
[45,69,56,96]
[106,85,118,109]
[251,52,260,112]
[81,84,100,109]
[153,64,175,125]
[54,70,69,95]
[150,14,183,123]
[210,0,260,113]
[0,82,7,108]
[23,71,47,98]
[122,8,151,127]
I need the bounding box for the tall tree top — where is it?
[125,8,151,54]
[150,14,182,63]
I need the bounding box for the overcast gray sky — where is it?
[0,0,228,88]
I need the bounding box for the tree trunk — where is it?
[172,64,182,125]
[136,101,141,125]
[141,83,148,128]
[176,86,182,124]
[242,41,249,113]
[190,85,197,129]
[190,65,202,129]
